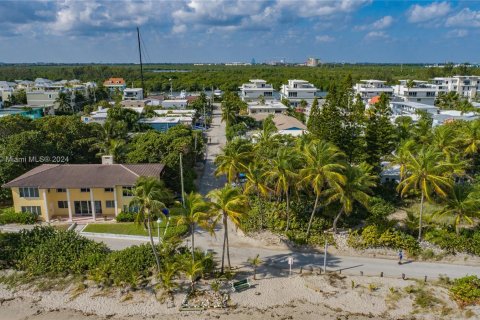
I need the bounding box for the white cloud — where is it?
[365,31,388,39]
[356,15,393,30]
[446,29,469,38]
[315,35,334,42]
[446,8,480,27]
[407,2,451,23]
[275,0,371,18]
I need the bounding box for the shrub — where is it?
[450,275,480,306]
[89,244,156,288]
[0,208,37,225]
[425,229,480,256]
[347,225,420,255]
[115,211,136,222]
[0,226,109,275]
[20,229,109,276]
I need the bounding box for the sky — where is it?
[0,0,480,64]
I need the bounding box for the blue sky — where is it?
[0,0,480,64]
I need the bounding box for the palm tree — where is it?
[327,163,377,232]
[242,162,270,197]
[242,162,270,228]
[397,147,456,240]
[214,139,252,183]
[183,259,204,291]
[130,177,169,274]
[459,119,480,156]
[432,125,457,161]
[176,192,213,262]
[94,138,126,163]
[434,184,480,234]
[247,254,262,280]
[55,92,73,114]
[263,148,301,232]
[157,260,179,301]
[208,184,249,273]
[298,140,346,237]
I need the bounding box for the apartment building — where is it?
[393,80,438,106]
[280,79,318,107]
[431,76,479,100]
[239,79,274,101]
[353,80,394,102]
[123,88,144,101]
[2,161,165,222]
[247,100,288,115]
[103,78,127,92]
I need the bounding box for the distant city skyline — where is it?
[0,1,480,64]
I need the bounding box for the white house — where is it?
[161,99,189,109]
[353,80,394,103]
[239,79,274,101]
[123,88,144,101]
[393,80,438,105]
[431,76,479,100]
[390,101,439,116]
[432,110,479,127]
[280,79,318,107]
[250,113,307,137]
[247,100,288,115]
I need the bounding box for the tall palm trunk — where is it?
[221,213,227,273]
[332,207,344,233]
[306,194,320,237]
[146,213,162,275]
[225,214,231,269]
[191,223,195,262]
[285,190,291,231]
[418,190,424,241]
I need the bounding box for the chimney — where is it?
[102,155,114,165]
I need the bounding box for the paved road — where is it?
[197,103,227,195]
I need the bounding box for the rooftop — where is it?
[250,113,307,131]
[3,163,165,188]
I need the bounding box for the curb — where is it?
[80,230,159,242]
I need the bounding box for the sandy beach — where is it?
[1,270,478,320]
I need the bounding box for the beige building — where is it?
[2,161,164,222]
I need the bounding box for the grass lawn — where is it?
[83,221,188,239]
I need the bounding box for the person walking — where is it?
[398,249,403,265]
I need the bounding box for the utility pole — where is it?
[136,27,144,96]
[179,153,185,208]
[323,240,328,273]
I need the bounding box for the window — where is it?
[58,201,68,209]
[264,92,273,97]
[48,94,52,99]
[21,206,41,215]
[426,92,435,97]
[122,186,134,197]
[408,92,417,97]
[19,187,39,198]
[106,200,115,208]
[56,188,66,193]
[104,188,114,192]
[288,92,298,97]
[80,188,90,192]
[123,205,139,213]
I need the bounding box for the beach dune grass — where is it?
[83,221,188,239]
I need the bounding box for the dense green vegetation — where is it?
[0,207,37,225]
[1,64,479,94]
[0,226,215,291]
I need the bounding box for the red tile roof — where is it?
[103,78,126,86]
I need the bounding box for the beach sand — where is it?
[1,272,477,320]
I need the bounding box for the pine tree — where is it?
[307,97,320,131]
[364,93,396,171]
[310,85,342,145]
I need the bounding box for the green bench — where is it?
[231,279,251,292]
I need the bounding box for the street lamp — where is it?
[157,217,162,243]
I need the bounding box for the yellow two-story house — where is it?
[2,161,165,222]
